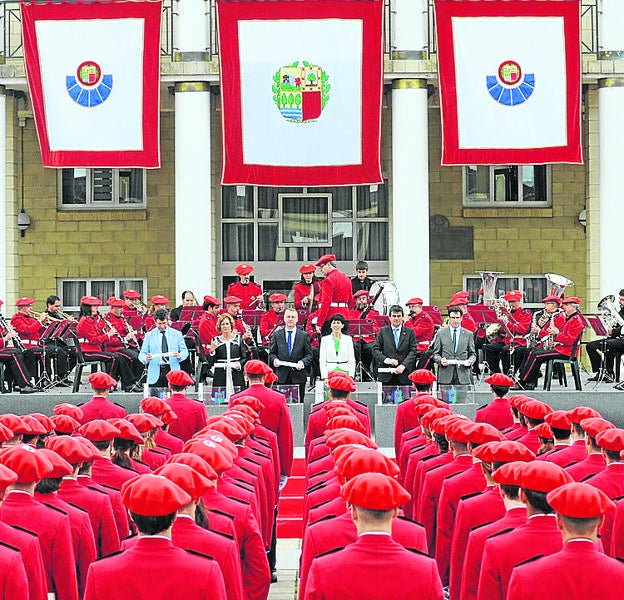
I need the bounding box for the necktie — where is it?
[393,328,400,348]
[452,328,457,352]
[287,330,293,354]
[161,331,169,363]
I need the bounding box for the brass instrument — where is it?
[478,271,503,305]
[545,273,574,298]
[485,297,512,339]
[134,299,149,316]
[31,310,54,325]
[0,314,25,352]
[597,294,624,333]
[544,312,558,350]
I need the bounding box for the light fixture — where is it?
[578,208,587,228]
[17,209,30,237]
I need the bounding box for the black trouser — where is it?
[42,342,74,378]
[0,349,32,388]
[586,337,624,374]
[353,340,374,380]
[519,348,563,383]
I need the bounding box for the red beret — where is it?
[353,290,370,299]
[0,463,17,489]
[324,403,357,419]
[121,474,191,516]
[72,437,104,462]
[408,370,437,385]
[53,403,84,422]
[20,415,48,436]
[492,461,526,486]
[218,414,254,439]
[106,297,126,308]
[150,295,169,305]
[203,295,221,306]
[229,395,264,411]
[544,410,572,431]
[335,448,399,482]
[581,418,615,439]
[0,423,14,443]
[482,440,536,463]
[299,264,316,274]
[324,429,377,451]
[315,254,336,267]
[234,264,254,275]
[15,297,35,307]
[519,461,574,493]
[508,394,530,409]
[503,290,523,302]
[161,409,178,425]
[541,295,562,304]
[561,296,581,305]
[0,445,53,483]
[28,413,54,434]
[36,449,73,479]
[79,420,120,442]
[122,289,141,299]
[166,370,194,387]
[595,428,624,452]
[431,414,466,435]
[191,429,239,459]
[0,414,28,435]
[445,420,474,444]
[328,375,357,393]
[547,482,615,518]
[448,298,468,307]
[265,370,278,384]
[80,296,102,306]
[88,372,117,389]
[154,463,214,501]
[450,291,470,302]
[269,293,287,303]
[485,373,515,387]
[50,413,81,434]
[126,413,163,433]
[165,453,219,481]
[182,439,234,474]
[341,472,410,510]
[405,297,424,306]
[326,414,366,434]
[140,396,172,417]
[108,419,144,445]
[228,404,260,423]
[223,296,242,304]
[567,406,602,424]
[244,360,270,375]
[521,399,553,421]
[204,417,247,442]
[46,436,94,465]
[420,407,453,429]
[413,394,447,409]
[468,423,505,445]
[534,422,554,440]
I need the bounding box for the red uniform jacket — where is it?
[76,316,110,352]
[305,534,444,600]
[79,397,127,424]
[315,269,353,329]
[259,310,284,342]
[231,384,293,477]
[538,439,587,467]
[496,307,531,347]
[165,393,207,442]
[299,513,428,599]
[404,311,435,352]
[478,514,562,600]
[198,313,219,345]
[294,282,319,310]
[398,432,426,480]
[394,394,426,458]
[410,451,453,520]
[90,456,137,490]
[228,281,264,310]
[402,441,438,508]
[504,423,527,441]
[475,398,514,430]
[154,428,185,454]
[508,540,624,600]
[0,541,28,600]
[102,313,134,352]
[0,520,46,600]
[610,498,624,559]
[462,313,477,332]
[122,515,244,600]
[566,453,605,481]
[457,506,527,600]
[77,475,130,541]
[0,491,78,600]
[58,478,121,558]
[552,310,586,357]
[10,312,43,346]
[515,429,540,454]
[84,536,226,600]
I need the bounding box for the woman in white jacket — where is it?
[319,314,355,379]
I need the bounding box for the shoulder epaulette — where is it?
[308,514,336,526]
[150,448,166,456]
[443,470,464,481]
[397,515,425,528]
[420,454,439,463]
[486,527,514,540]
[308,454,327,465]
[237,464,256,477]
[66,501,89,514]
[184,548,215,561]
[580,473,596,482]
[113,402,126,409]
[409,444,427,454]
[476,403,489,411]
[255,438,271,449]
[460,491,482,502]
[561,461,577,469]
[514,554,544,568]
[208,508,235,520]
[42,502,68,516]
[308,481,328,494]
[9,524,37,537]
[405,547,429,557]
[315,546,344,558]
[86,485,109,496]
[209,529,235,541]
[92,483,120,492]
[616,557,624,563]
[427,462,447,473]
[95,550,123,561]
[309,470,330,480]
[471,520,495,532]
[229,496,250,507]
[614,494,624,502]
[311,498,333,510]
[134,459,150,467]
[0,540,21,553]
[242,456,262,467]
[231,479,254,492]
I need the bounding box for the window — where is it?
[59,168,146,208]
[463,165,550,206]
[59,278,146,311]
[462,274,548,308]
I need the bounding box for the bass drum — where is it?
[369,280,400,316]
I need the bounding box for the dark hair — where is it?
[299,273,317,284]
[195,499,210,529]
[389,305,403,316]
[433,432,449,453]
[35,477,62,494]
[526,417,544,428]
[330,313,346,326]
[131,512,176,535]
[154,308,169,322]
[46,295,60,306]
[523,488,553,513]
[329,388,349,399]
[561,515,601,536]
[355,261,369,271]
[246,372,265,382]
[79,304,93,317]
[78,461,92,475]
[169,384,186,392]
[112,438,135,470]
[551,426,571,441]
[619,289,624,297]
[500,484,520,500]
[356,507,394,521]
[572,423,584,436]
[414,383,432,392]
[92,440,112,452]
[448,307,462,318]
[490,385,509,398]
[181,290,194,301]
[203,300,219,310]
[605,449,621,462]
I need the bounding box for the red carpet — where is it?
[277,457,305,538]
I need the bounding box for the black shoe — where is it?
[511,384,525,391]
[271,572,278,584]
[588,373,600,382]
[19,385,37,394]
[523,382,536,390]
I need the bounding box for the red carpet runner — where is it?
[277,457,305,538]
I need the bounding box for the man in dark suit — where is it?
[269,308,313,401]
[372,305,417,385]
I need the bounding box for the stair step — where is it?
[282,476,305,495]
[290,458,306,476]
[278,496,304,517]
[277,517,304,538]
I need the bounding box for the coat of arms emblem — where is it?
[273,61,330,123]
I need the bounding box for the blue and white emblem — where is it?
[66,61,113,107]
[486,60,534,106]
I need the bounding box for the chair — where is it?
[65,334,108,393]
[543,331,585,391]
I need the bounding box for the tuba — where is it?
[545,273,574,298]
[478,271,503,305]
[597,295,624,331]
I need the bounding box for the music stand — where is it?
[275,384,300,404]
[585,314,610,388]
[422,306,443,325]
[36,321,64,389]
[350,319,377,381]
[179,306,203,322]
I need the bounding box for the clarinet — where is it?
[0,314,26,352]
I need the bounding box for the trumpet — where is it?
[31,310,55,325]
[134,299,149,316]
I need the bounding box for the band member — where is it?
[351,260,375,294]
[207,313,249,396]
[483,290,532,375]
[404,297,435,369]
[44,295,76,323]
[294,264,320,310]
[349,290,379,380]
[122,289,147,317]
[198,295,221,346]
[103,297,144,388]
[315,254,353,335]
[227,263,264,310]
[260,293,287,344]
[222,296,254,344]
[0,300,37,392]
[517,296,586,390]
[169,290,197,322]
[514,295,564,372]
[586,289,624,382]
[143,295,170,332]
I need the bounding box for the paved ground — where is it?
[270,539,301,600]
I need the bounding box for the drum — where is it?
[369,280,400,316]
